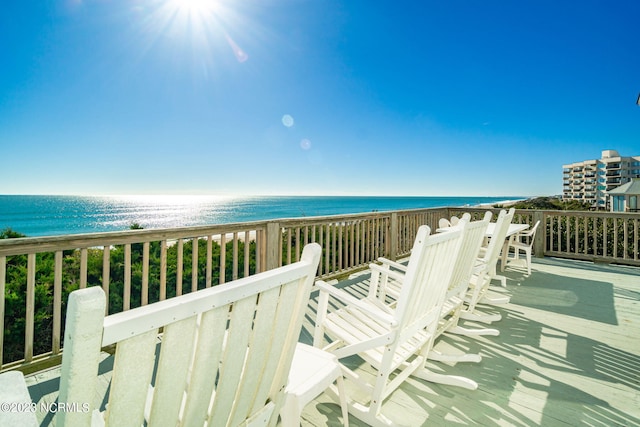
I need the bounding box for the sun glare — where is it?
[172,0,219,14]
[144,0,250,64]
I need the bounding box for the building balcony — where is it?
[2,207,639,426]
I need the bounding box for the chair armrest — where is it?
[315,280,397,327]
[376,257,408,272]
[369,263,406,282]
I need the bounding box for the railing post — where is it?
[265,222,281,271]
[389,213,398,261]
[533,210,545,258]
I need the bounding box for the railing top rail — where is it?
[3,206,637,257]
[0,221,269,257]
[275,206,449,227]
[543,210,640,218]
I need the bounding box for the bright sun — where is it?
[145,0,249,64]
[172,0,219,14]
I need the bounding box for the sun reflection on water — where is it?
[98,194,241,230]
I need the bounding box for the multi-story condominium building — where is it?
[563,150,640,209]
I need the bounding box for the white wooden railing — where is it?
[1,206,639,372]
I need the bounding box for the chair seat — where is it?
[325,300,433,372]
[282,343,349,427]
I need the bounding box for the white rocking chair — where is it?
[372,213,497,367]
[313,225,467,426]
[54,243,322,427]
[461,208,515,324]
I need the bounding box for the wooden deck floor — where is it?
[299,257,640,426]
[25,257,640,426]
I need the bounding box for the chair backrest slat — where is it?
[148,316,199,425]
[181,306,229,426]
[106,329,157,427]
[228,286,282,425]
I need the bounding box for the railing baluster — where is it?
[25,253,35,362]
[103,246,111,314]
[232,232,238,280]
[338,225,343,271]
[256,229,263,273]
[206,236,213,288]
[192,237,198,292]
[351,223,356,268]
[53,251,62,355]
[296,227,301,262]
[142,242,149,305]
[603,217,608,258]
[583,216,588,255]
[566,216,579,253]
[635,218,639,261]
[220,234,226,284]
[557,215,562,254]
[317,225,323,275]
[355,221,361,266]
[286,229,292,265]
[552,214,557,253]
[623,219,629,260]
[176,239,184,296]
[124,244,131,310]
[0,256,5,366]
[80,248,88,289]
[331,223,337,272]
[160,240,167,300]
[592,217,598,256]
[244,231,250,277]
[613,218,618,259]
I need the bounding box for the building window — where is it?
[630,196,638,212]
[612,196,625,212]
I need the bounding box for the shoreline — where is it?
[475,198,529,209]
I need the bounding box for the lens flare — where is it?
[282,114,294,127]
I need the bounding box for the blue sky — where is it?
[1,0,638,197]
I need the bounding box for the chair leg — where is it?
[481,293,510,305]
[429,349,482,363]
[493,274,507,288]
[413,368,478,390]
[335,375,350,427]
[447,325,500,336]
[460,309,502,323]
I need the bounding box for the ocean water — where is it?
[0,195,524,237]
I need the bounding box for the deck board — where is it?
[23,257,640,426]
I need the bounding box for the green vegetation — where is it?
[1,226,257,364]
[496,197,592,211]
